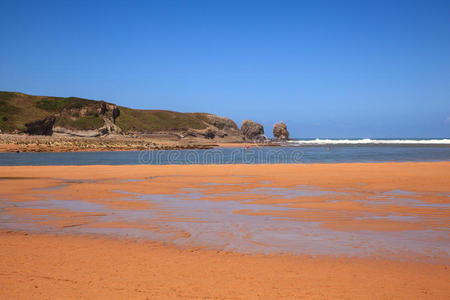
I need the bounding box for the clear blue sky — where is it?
[1,0,449,138]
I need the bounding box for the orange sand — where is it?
[1,231,449,299]
[1,162,449,233]
[1,162,449,298]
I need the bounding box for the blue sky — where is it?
[1,0,449,138]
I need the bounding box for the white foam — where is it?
[288,138,450,145]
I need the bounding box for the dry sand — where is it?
[1,230,448,299]
[0,162,449,298]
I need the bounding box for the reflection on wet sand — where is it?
[1,163,449,263]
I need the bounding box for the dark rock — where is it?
[241,120,265,141]
[273,121,289,141]
[100,103,120,122]
[204,128,215,139]
[181,131,198,138]
[25,116,56,135]
[110,105,120,121]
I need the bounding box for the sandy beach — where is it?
[1,162,449,298]
[3,0,449,297]
[1,230,448,299]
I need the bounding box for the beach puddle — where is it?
[356,190,450,208]
[354,215,423,222]
[33,184,70,191]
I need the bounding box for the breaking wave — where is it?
[288,138,450,145]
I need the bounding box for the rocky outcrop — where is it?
[196,113,239,131]
[53,102,121,137]
[99,103,120,119]
[99,104,121,134]
[98,103,120,122]
[241,120,265,141]
[273,121,289,141]
[25,116,56,135]
[52,127,104,137]
[179,113,243,141]
[182,127,230,140]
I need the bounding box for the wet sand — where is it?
[1,162,449,298]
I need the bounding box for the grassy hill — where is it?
[116,107,207,132]
[0,91,232,135]
[0,92,50,132]
[0,92,109,132]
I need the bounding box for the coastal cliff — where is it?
[0,91,243,141]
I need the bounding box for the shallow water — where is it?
[1,180,448,262]
[0,145,449,165]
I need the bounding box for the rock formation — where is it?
[181,113,243,141]
[273,121,289,141]
[52,102,121,137]
[25,116,56,135]
[196,114,239,132]
[241,120,265,141]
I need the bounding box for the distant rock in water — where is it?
[241,120,265,141]
[273,121,289,141]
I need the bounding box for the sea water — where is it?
[0,139,449,166]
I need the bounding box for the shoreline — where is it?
[0,134,283,152]
[2,134,449,153]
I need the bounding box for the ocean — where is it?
[0,138,449,166]
[287,138,450,145]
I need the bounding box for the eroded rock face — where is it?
[99,103,120,122]
[180,113,242,141]
[200,114,239,131]
[273,121,289,141]
[52,103,121,137]
[25,116,56,135]
[241,120,265,141]
[52,127,103,137]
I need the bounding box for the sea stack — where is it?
[273,121,289,141]
[240,120,265,141]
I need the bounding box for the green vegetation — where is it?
[117,107,207,132]
[0,92,22,120]
[0,92,27,131]
[55,115,104,130]
[190,113,213,125]
[65,98,103,110]
[35,97,104,112]
[0,101,21,115]
[0,91,220,134]
[0,92,106,132]
[189,113,229,130]
[0,91,16,102]
[35,97,70,112]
